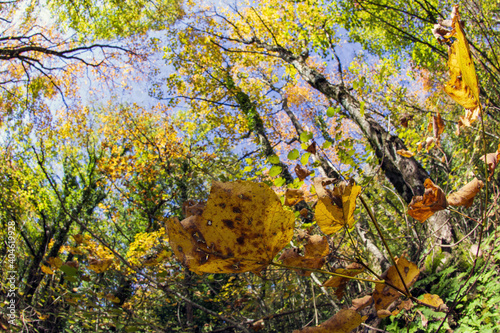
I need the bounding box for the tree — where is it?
[1,0,500,332]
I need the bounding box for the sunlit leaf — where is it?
[396,149,414,158]
[295,164,311,181]
[268,165,282,177]
[288,149,300,160]
[314,178,361,235]
[300,131,313,143]
[167,181,295,274]
[323,263,364,299]
[41,265,54,275]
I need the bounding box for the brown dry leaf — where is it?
[167,181,295,274]
[306,142,317,154]
[400,113,414,128]
[304,235,329,258]
[285,188,305,206]
[323,263,364,299]
[396,149,414,158]
[458,106,481,129]
[480,151,499,181]
[295,164,311,181]
[350,295,373,311]
[299,208,309,218]
[377,309,392,318]
[88,258,113,273]
[433,113,445,140]
[420,294,444,308]
[447,178,484,207]
[292,309,366,333]
[314,178,361,235]
[373,256,419,315]
[65,261,79,269]
[279,248,325,276]
[408,179,448,222]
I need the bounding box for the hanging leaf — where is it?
[304,235,329,258]
[300,152,311,165]
[300,131,313,143]
[295,164,311,181]
[167,181,295,274]
[373,256,419,315]
[323,263,364,299]
[408,179,447,222]
[480,150,499,181]
[322,141,332,149]
[399,113,414,128]
[350,295,373,312]
[292,309,366,333]
[279,248,325,276]
[268,165,282,177]
[447,178,484,207]
[285,188,304,206]
[41,265,54,275]
[288,149,300,160]
[314,178,361,235]
[268,154,280,164]
[326,107,335,117]
[433,113,445,140]
[306,142,317,154]
[88,258,113,273]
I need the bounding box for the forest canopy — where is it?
[1,0,499,332]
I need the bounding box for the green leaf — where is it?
[300,152,311,165]
[360,101,365,117]
[243,166,253,172]
[60,264,77,276]
[268,154,280,164]
[326,107,335,117]
[274,177,286,187]
[64,276,78,282]
[287,149,300,160]
[269,165,282,177]
[299,131,313,143]
[322,141,332,149]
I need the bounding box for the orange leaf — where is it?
[447,178,483,207]
[396,149,414,158]
[292,309,366,333]
[408,179,447,222]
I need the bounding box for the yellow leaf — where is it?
[47,257,63,269]
[420,294,444,308]
[314,178,361,235]
[41,265,54,275]
[88,258,113,273]
[373,256,419,315]
[167,181,295,274]
[292,309,365,333]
